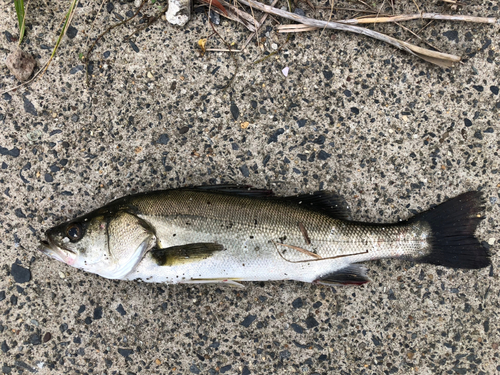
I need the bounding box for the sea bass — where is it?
[39,186,490,287]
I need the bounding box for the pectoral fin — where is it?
[314,265,370,286]
[151,243,224,266]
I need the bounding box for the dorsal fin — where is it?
[190,184,274,198]
[281,191,351,220]
[189,185,350,219]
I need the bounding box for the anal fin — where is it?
[314,265,370,286]
[151,243,224,266]
[185,278,245,289]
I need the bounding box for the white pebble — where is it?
[59,271,66,279]
[488,238,495,246]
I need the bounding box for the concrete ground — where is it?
[0,0,499,374]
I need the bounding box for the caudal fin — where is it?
[412,191,490,269]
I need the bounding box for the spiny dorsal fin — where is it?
[281,191,351,220]
[151,243,224,266]
[190,184,274,198]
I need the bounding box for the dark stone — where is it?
[11,263,31,283]
[10,295,17,305]
[268,128,284,144]
[14,208,26,218]
[103,51,111,58]
[3,93,12,102]
[239,164,250,178]
[291,323,303,334]
[66,26,78,39]
[343,89,352,97]
[0,146,20,157]
[474,130,483,140]
[293,8,305,16]
[4,30,13,43]
[317,150,331,160]
[23,96,38,116]
[305,315,319,328]
[84,317,92,324]
[44,173,53,182]
[372,335,381,346]
[240,314,257,327]
[71,114,79,122]
[1,366,11,374]
[178,126,189,134]
[30,333,41,345]
[118,348,134,358]
[464,118,472,127]
[312,301,322,308]
[473,85,484,92]
[129,41,139,53]
[231,143,239,150]
[351,107,359,115]
[189,364,200,374]
[230,103,240,120]
[291,297,303,309]
[1,340,9,353]
[106,2,114,12]
[0,291,5,301]
[220,365,232,373]
[157,134,169,145]
[262,155,270,167]
[388,289,396,300]
[484,127,494,133]
[69,65,83,74]
[59,323,68,332]
[313,135,325,145]
[93,306,103,319]
[242,366,251,375]
[443,30,459,42]
[116,304,126,316]
[43,332,52,343]
[73,336,81,344]
[78,305,86,313]
[297,119,306,128]
[323,70,333,80]
[491,86,499,95]
[280,350,291,358]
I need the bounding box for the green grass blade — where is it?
[14,0,26,44]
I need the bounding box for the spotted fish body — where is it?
[40,187,490,286]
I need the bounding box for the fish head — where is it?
[40,210,155,280]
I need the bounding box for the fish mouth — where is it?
[39,238,77,265]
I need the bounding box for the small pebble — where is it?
[488,238,496,246]
[58,271,65,279]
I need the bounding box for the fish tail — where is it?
[411,191,490,269]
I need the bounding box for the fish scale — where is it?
[39,187,490,286]
[124,190,429,283]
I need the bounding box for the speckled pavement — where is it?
[1,0,499,374]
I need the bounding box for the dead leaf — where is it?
[198,38,208,56]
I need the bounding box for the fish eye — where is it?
[66,223,83,242]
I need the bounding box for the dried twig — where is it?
[241,0,279,51]
[85,0,148,86]
[206,0,261,32]
[238,0,461,67]
[341,13,496,24]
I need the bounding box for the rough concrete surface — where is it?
[0,0,499,374]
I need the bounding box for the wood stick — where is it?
[342,13,496,24]
[237,0,462,67]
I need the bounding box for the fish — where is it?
[39,186,490,287]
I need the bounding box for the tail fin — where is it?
[412,191,490,269]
